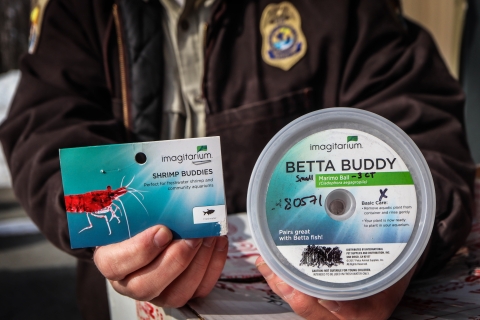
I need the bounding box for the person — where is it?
[0,0,475,319]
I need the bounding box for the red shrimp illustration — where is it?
[64,177,147,237]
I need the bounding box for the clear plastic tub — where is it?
[247,108,435,300]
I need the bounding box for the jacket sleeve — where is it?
[0,0,125,259]
[340,1,475,276]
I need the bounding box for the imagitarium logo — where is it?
[310,136,363,152]
[161,145,212,164]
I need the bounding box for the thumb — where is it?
[94,225,173,281]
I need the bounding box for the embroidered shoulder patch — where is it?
[260,1,307,71]
[28,0,50,54]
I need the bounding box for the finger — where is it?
[94,225,172,281]
[320,265,417,320]
[111,237,203,301]
[256,256,337,320]
[193,235,229,298]
[150,236,218,307]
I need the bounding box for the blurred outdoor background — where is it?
[0,0,478,319]
[0,0,81,319]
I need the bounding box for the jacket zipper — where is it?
[201,22,210,114]
[112,4,131,135]
[202,1,226,115]
[203,22,209,52]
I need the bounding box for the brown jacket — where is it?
[0,0,475,319]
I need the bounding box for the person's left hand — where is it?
[256,256,416,320]
[94,225,228,307]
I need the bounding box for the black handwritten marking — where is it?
[379,188,388,202]
[296,175,314,182]
[351,172,376,179]
[300,245,344,268]
[284,195,322,210]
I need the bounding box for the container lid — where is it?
[247,108,435,300]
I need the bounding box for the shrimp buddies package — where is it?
[59,137,227,249]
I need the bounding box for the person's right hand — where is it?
[93,225,228,307]
[256,256,416,320]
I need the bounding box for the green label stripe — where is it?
[315,172,413,188]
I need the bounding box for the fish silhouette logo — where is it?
[203,209,215,215]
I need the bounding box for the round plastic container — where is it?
[247,108,435,300]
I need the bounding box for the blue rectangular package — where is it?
[59,137,227,249]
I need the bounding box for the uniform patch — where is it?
[28,0,50,54]
[260,2,307,71]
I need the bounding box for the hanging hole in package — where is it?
[247,108,435,301]
[60,137,227,249]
